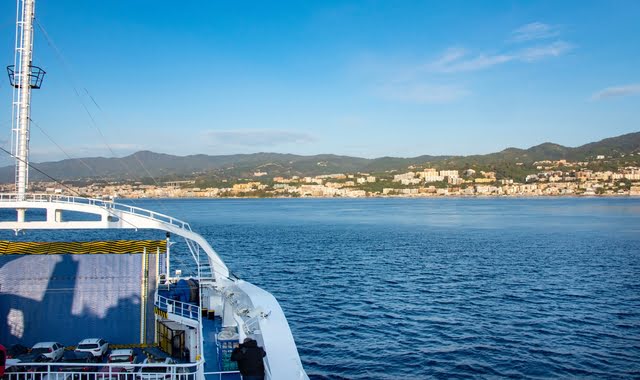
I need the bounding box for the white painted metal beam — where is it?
[0,197,229,277]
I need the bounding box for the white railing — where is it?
[202,371,241,380]
[2,361,228,380]
[0,193,192,231]
[155,294,200,321]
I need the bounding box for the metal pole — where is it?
[14,0,35,202]
[140,247,148,344]
[166,232,171,280]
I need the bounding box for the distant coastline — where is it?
[112,193,639,201]
[2,141,638,199]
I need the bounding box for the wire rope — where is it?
[0,146,140,230]
[29,117,96,175]
[34,18,178,218]
[7,19,232,283]
[34,19,144,186]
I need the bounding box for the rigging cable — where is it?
[82,88,165,190]
[0,145,224,278]
[35,18,174,216]
[0,146,78,194]
[27,20,227,277]
[0,146,140,230]
[0,121,13,166]
[34,19,145,186]
[29,117,96,175]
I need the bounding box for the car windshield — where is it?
[78,344,98,350]
[109,356,130,363]
[31,348,49,354]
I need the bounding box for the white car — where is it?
[75,338,109,359]
[140,357,177,366]
[31,342,64,362]
[107,349,138,372]
[137,358,178,380]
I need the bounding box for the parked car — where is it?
[13,353,51,365]
[97,366,129,380]
[4,353,50,380]
[31,343,65,362]
[48,351,99,380]
[74,340,108,360]
[135,358,177,380]
[139,358,176,366]
[174,365,196,380]
[7,345,29,359]
[106,350,138,373]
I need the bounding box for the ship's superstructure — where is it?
[1,1,308,379]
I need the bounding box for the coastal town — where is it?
[6,158,640,199]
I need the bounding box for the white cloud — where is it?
[374,82,469,104]
[363,22,572,104]
[510,22,560,42]
[519,41,573,61]
[203,129,316,147]
[591,84,640,100]
[427,41,572,73]
[427,47,468,70]
[429,51,514,73]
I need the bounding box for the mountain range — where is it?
[1,131,638,183]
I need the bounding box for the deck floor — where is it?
[202,316,241,380]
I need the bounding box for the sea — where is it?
[3,197,640,379]
[138,197,640,379]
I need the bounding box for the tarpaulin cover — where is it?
[0,253,158,346]
[0,240,166,255]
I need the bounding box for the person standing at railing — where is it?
[230,338,266,380]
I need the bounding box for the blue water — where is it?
[128,197,639,379]
[6,197,640,379]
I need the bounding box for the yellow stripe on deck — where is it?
[0,239,167,255]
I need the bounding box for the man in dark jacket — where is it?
[230,338,266,380]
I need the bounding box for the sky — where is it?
[0,0,638,164]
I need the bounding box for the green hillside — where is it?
[0,131,637,183]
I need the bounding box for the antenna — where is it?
[6,0,45,210]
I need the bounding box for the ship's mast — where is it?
[8,0,44,205]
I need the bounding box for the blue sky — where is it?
[0,0,638,164]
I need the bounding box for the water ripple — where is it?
[147,198,640,379]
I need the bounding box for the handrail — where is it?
[202,371,242,379]
[3,360,236,380]
[0,191,232,281]
[156,294,200,321]
[0,193,192,231]
[5,361,204,368]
